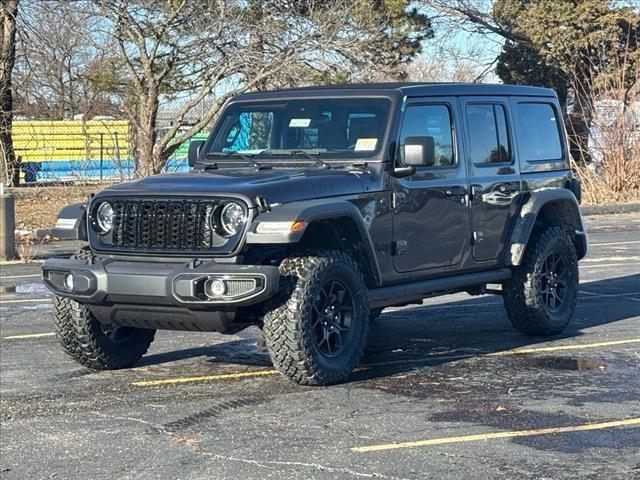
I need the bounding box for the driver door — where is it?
[391,98,470,274]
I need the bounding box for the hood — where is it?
[98,168,368,205]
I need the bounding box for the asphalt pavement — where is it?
[1,212,639,480]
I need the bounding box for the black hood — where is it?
[98,168,368,205]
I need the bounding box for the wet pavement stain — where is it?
[14,282,49,295]
[516,356,606,371]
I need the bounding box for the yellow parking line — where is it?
[581,262,640,268]
[132,369,279,386]
[364,338,640,368]
[0,298,51,305]
[133,338,640,387]
[590,240,640,247]
[487,338,640,356]
[3,332,55,340]
[351,417,640,452]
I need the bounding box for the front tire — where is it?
[263,250,369,385]
[503,226,579,336]
[53,249,155,370]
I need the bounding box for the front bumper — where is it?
[42,257,280,308]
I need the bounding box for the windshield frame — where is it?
[198,92,401,167]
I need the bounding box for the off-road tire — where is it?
[53,248,155,369]
[263,250,369,385]
[503,226,578,336]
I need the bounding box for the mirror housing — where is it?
[188,140,205,167]
[393,166,416,178]
[403,136,435,167]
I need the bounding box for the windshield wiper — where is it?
[206,150,257,160]
[261,149,331,169]
[204,151,271,170]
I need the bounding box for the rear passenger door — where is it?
[460,97,522,263]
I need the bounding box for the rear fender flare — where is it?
[508,189,587,265]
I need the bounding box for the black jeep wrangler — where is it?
[43,83,588,385]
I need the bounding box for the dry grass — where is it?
[10,185,97,233]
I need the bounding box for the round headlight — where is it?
[96,202,114,233]
[220,202,246,236]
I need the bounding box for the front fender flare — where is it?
[246,198,381,285]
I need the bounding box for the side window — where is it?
[398,105,455,167]
[516,103,563,161]
[466,104,510,164]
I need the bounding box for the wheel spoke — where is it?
[311,279,355,357]
[328,281,337,298]
[333,330,343,349]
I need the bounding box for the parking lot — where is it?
[1,212,639,480]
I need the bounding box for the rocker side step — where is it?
[368,268,511,309]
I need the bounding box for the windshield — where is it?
[206,98,390,161]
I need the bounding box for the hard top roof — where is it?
[234,82,557,100]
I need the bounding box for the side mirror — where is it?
[403,136,435,167]
[188,140,205,167]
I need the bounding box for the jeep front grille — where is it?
[91,198,246,254]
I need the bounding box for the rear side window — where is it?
[465,104,510,164]
[516,103,563,161]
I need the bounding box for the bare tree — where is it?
[14,0,122,120]
[424,0,639,164]
[1,0,19,185]
[91,0,429,176]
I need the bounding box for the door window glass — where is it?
[466,104,510,164]
[516,103,563,161]
[398,105,455,167]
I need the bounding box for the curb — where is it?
[580,203,640,216]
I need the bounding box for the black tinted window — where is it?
[466,104,510,164]
[398,105,454,167]
[516,103,563,161]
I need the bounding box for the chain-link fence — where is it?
[13,120,201,184]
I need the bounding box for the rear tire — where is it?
[263,250,369,385]
[503,226,578,336]
[53,248,155,369]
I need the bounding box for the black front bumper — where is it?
[42,257,280,332]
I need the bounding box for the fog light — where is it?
[206,279,226,298]
[64,273,74,291]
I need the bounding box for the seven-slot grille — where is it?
[109,198,232,251]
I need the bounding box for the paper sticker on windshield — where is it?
[289,118,311,128]
[355,138,378,151]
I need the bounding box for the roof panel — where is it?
[235,82,556,100]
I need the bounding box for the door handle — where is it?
[445,187,469,205]
[445,187,467,196]
[497,183,520,194]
